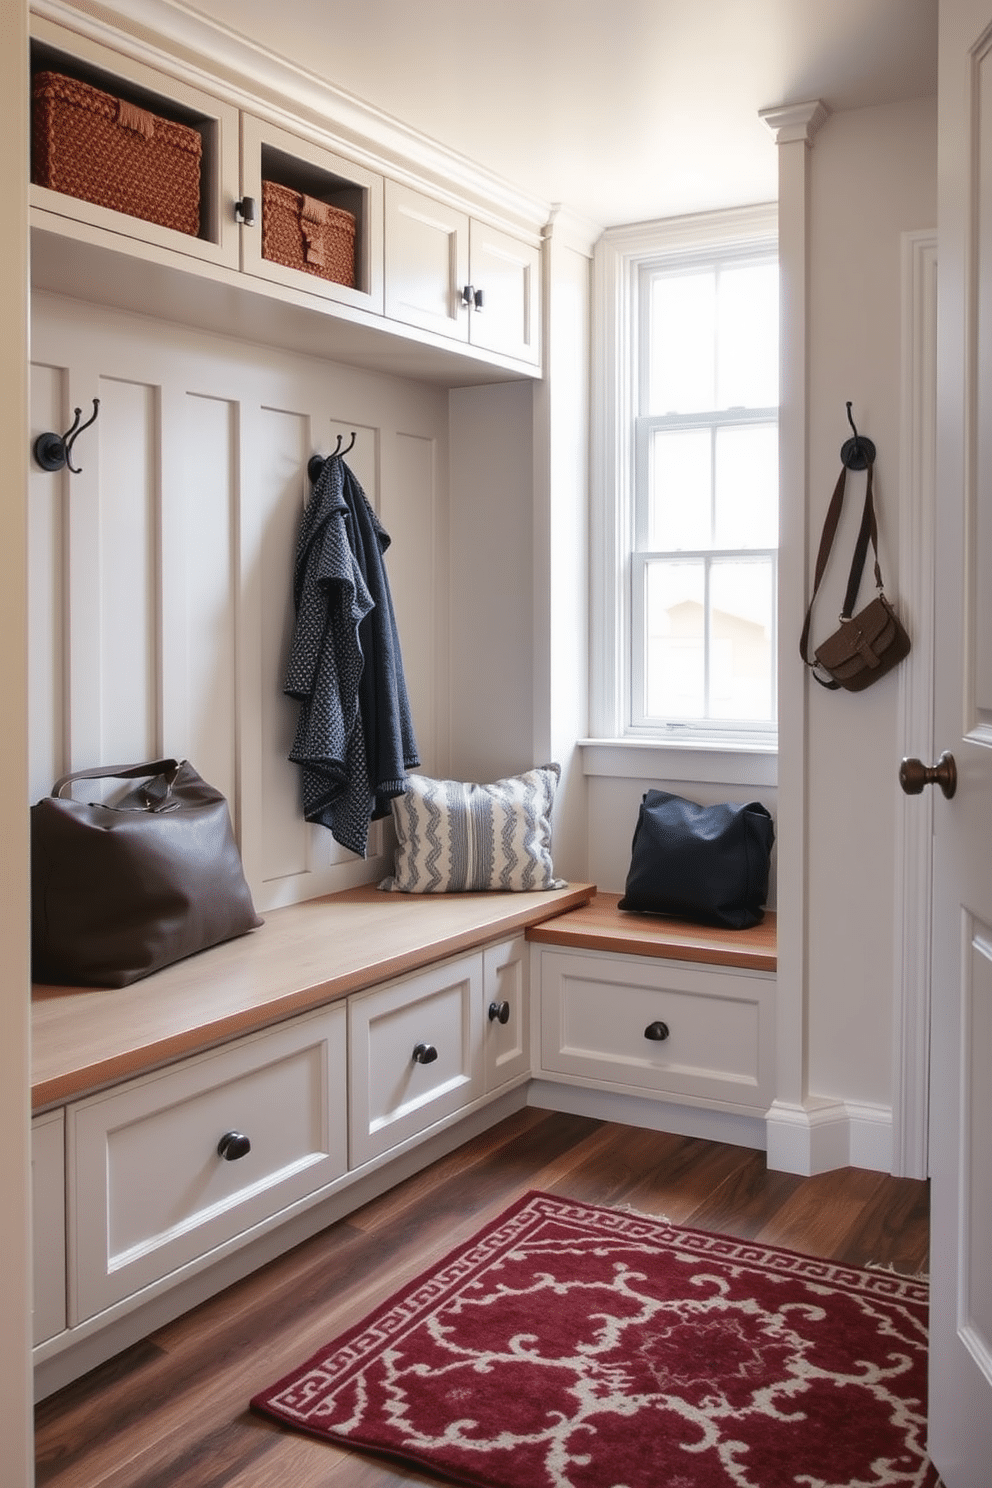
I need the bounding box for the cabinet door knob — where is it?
[473,288,485,311]
[234,196,257,226]
[644,1021,670,1042]
[412,1041,438,1064]
[217,1130,251,1161]
[488,999,510,1025]
[460,284,475,308]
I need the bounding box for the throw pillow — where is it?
[380,764,565,893]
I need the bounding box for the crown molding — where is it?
[759,100,830,146]
[544,204,602,258]
[31,0,552,235]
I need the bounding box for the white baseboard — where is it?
[765,1099,893,1176]
[527,1079,768,1151]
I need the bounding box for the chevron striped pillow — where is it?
[380,764,565,893]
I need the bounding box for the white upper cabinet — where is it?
[29,11,544,379]
[30,16,241,274]
[239,115,384,315]
[385,182,541,366]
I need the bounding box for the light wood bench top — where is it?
[31,881,594,1111]
[526,891,777,973]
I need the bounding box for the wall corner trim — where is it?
[759,101,830,146]
[765,1099,893,1176]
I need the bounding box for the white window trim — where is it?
[589,203,779,776]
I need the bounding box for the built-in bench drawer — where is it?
[67,1003,348,1322]
[536,947,775,1115]
[349,953,485,1167]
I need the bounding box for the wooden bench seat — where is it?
[31,880,594,1110]
[526,891,777,973]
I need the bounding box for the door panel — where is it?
[930,2,992,1481]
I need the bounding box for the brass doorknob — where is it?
[899,751,957,799]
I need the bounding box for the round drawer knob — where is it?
[644,1021,670,1042]
[217,1130,251,1161]
[488,999,511,1025]
[412,1041,438,1065]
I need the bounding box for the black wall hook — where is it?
[308,431,356,483]
[840,401,876,470]
[34,399,101,473]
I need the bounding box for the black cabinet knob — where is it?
[217,1130,251,1161]
[412,1041,438,1064]
[488,999,510,1025]
[644,1021,670,1042]
[234,196,257,226]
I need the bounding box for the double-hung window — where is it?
[593,206,779,754]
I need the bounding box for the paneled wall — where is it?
[29,292,449,911]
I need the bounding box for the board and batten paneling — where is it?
[29,292,448,912]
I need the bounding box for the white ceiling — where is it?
[184,0,937,229]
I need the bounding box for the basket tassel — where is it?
[116,99,155,139]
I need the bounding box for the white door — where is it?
[927,1,992,1481]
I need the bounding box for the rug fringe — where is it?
[864,1259,930,1281]
[614,1204,672,1222]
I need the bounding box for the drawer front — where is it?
[349,954,484,1166]
[68,1004,347,1322]
[539,949,774,1112]
[484,937,529,1090]
[32,1109,66,1346]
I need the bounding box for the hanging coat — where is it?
[284,455,419,856]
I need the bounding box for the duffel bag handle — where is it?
[51,759,182,799]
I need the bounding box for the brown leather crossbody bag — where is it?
[799,460,911,691]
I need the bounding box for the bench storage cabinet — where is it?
[527,893,777,1126]
[32,885,586,1397]
[536,947,774,1116]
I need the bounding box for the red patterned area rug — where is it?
[251,1190,938,1488]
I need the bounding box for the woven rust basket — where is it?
[262,181,356,288]
[32,71,202,237]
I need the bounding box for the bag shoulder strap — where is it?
[800,461,886,686]
[51,759,181,799]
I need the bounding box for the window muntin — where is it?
[630,251,778,737]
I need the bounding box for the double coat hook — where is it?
[34,399,101,474]
[308,431,356,484]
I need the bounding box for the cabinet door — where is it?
[68,1004,348,1322]
[240,115,384,313]
[349,954,484,1166]
[538,949,774,1113]
[468,220,541,365]
[32,1109,66,1347]
[384,181,470,341]
[484,937,529,1090]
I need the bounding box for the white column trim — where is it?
[759,101,830,147]
[760,101,826,1139]
[892,230,938,1179]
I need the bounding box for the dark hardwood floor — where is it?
[34,1108,931,1487]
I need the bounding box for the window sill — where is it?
[578,738,778,788]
